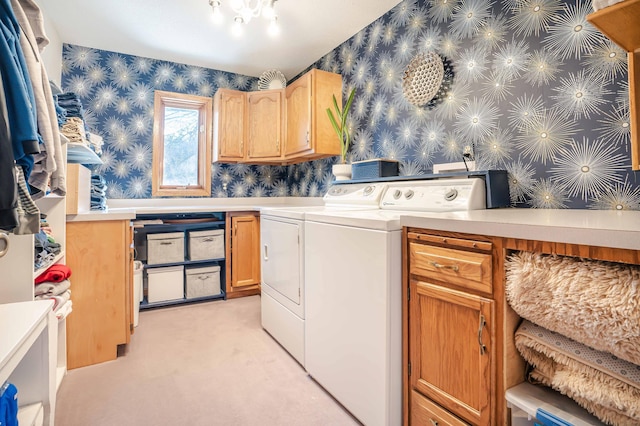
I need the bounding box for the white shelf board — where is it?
[17,402,44,426]
[67,142,102,165]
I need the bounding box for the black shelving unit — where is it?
[134,212,227,310]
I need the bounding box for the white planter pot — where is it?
[332,164,352,181]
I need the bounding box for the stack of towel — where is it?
[91,174,107,211]
[34,264,72,319]
[60,117,89,146]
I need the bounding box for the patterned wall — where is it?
[62,0,640,209]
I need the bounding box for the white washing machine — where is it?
[260,183,387,366]
[303,178,486,426]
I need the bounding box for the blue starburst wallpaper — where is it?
[62,0,640,209]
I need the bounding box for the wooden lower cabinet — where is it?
[66,219,133,369]
[404,229,497,426]
[225,211,261,298]
[411,390,470,426]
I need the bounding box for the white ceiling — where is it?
[37,0,402,80]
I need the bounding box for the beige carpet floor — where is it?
[55,295,360,426]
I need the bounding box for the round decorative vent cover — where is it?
[402,52,445,107]
[258,69,287,90]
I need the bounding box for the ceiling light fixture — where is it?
[209,0,280,37]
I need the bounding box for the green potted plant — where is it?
[327,87,356,180]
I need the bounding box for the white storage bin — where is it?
[188,229,224,261]
[185,265,221,298]
[147,265,184,303]
[506,383,605,426]
[147,232,184,265]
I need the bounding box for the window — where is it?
[152,90,212,196]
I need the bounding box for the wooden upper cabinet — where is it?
[213,88,246,162]
[247,89,283,161]
[213,69,342,164]
[284,72,312,156]
[284,69,342,161]
[587,0,640,170]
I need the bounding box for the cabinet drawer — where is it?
[411,390,470,426]
[409,242,492,294]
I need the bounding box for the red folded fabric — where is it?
[35,264,72,284]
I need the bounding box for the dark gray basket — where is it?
[351,159,399,180]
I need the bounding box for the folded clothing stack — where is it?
[87,132,104,155]
[34,215,61,270]
[56,92,85,120]
[91,173,107,211]
[34,264,72,314]
[61,117,89,146]
[52,95,67,127]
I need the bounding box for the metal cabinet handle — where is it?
[429,419,439,426]
[430,261,459,272]
[263,244,269,261]
[0,232,8,258]
[478,314,487,355]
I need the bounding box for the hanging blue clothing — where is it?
[0,382,18,426]
[0,0,39,178]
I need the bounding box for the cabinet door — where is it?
[66,220,131,369]
[213,89,245,161]
[247,90,282,160]
[284,72,312,156]
[410,279,493,425]
[231,214,261,290]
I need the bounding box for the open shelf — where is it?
[587,0,640,170]
[34,252,65,278]
[66,142,103,165]
[139,292,226,310]
[587,0,640,51]
[144,258,225,269]
[17,402,44,426]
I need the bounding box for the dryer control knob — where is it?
[393,189,402,200]
[444,188,458,201]
[405,189,415,200]
[363,185,375,196]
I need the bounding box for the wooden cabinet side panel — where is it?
[284,74,311,156]
[66,220,128,369]
[630,51,639,170]
[126,223,134,339]
[311,69,342,156]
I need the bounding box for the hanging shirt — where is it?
[0,0,39,178]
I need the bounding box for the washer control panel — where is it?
[379,178,486,211]
[324,183,388,207]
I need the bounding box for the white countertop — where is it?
[400,208,640,251]
[67,197,323,222]
[0,300,53,380]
